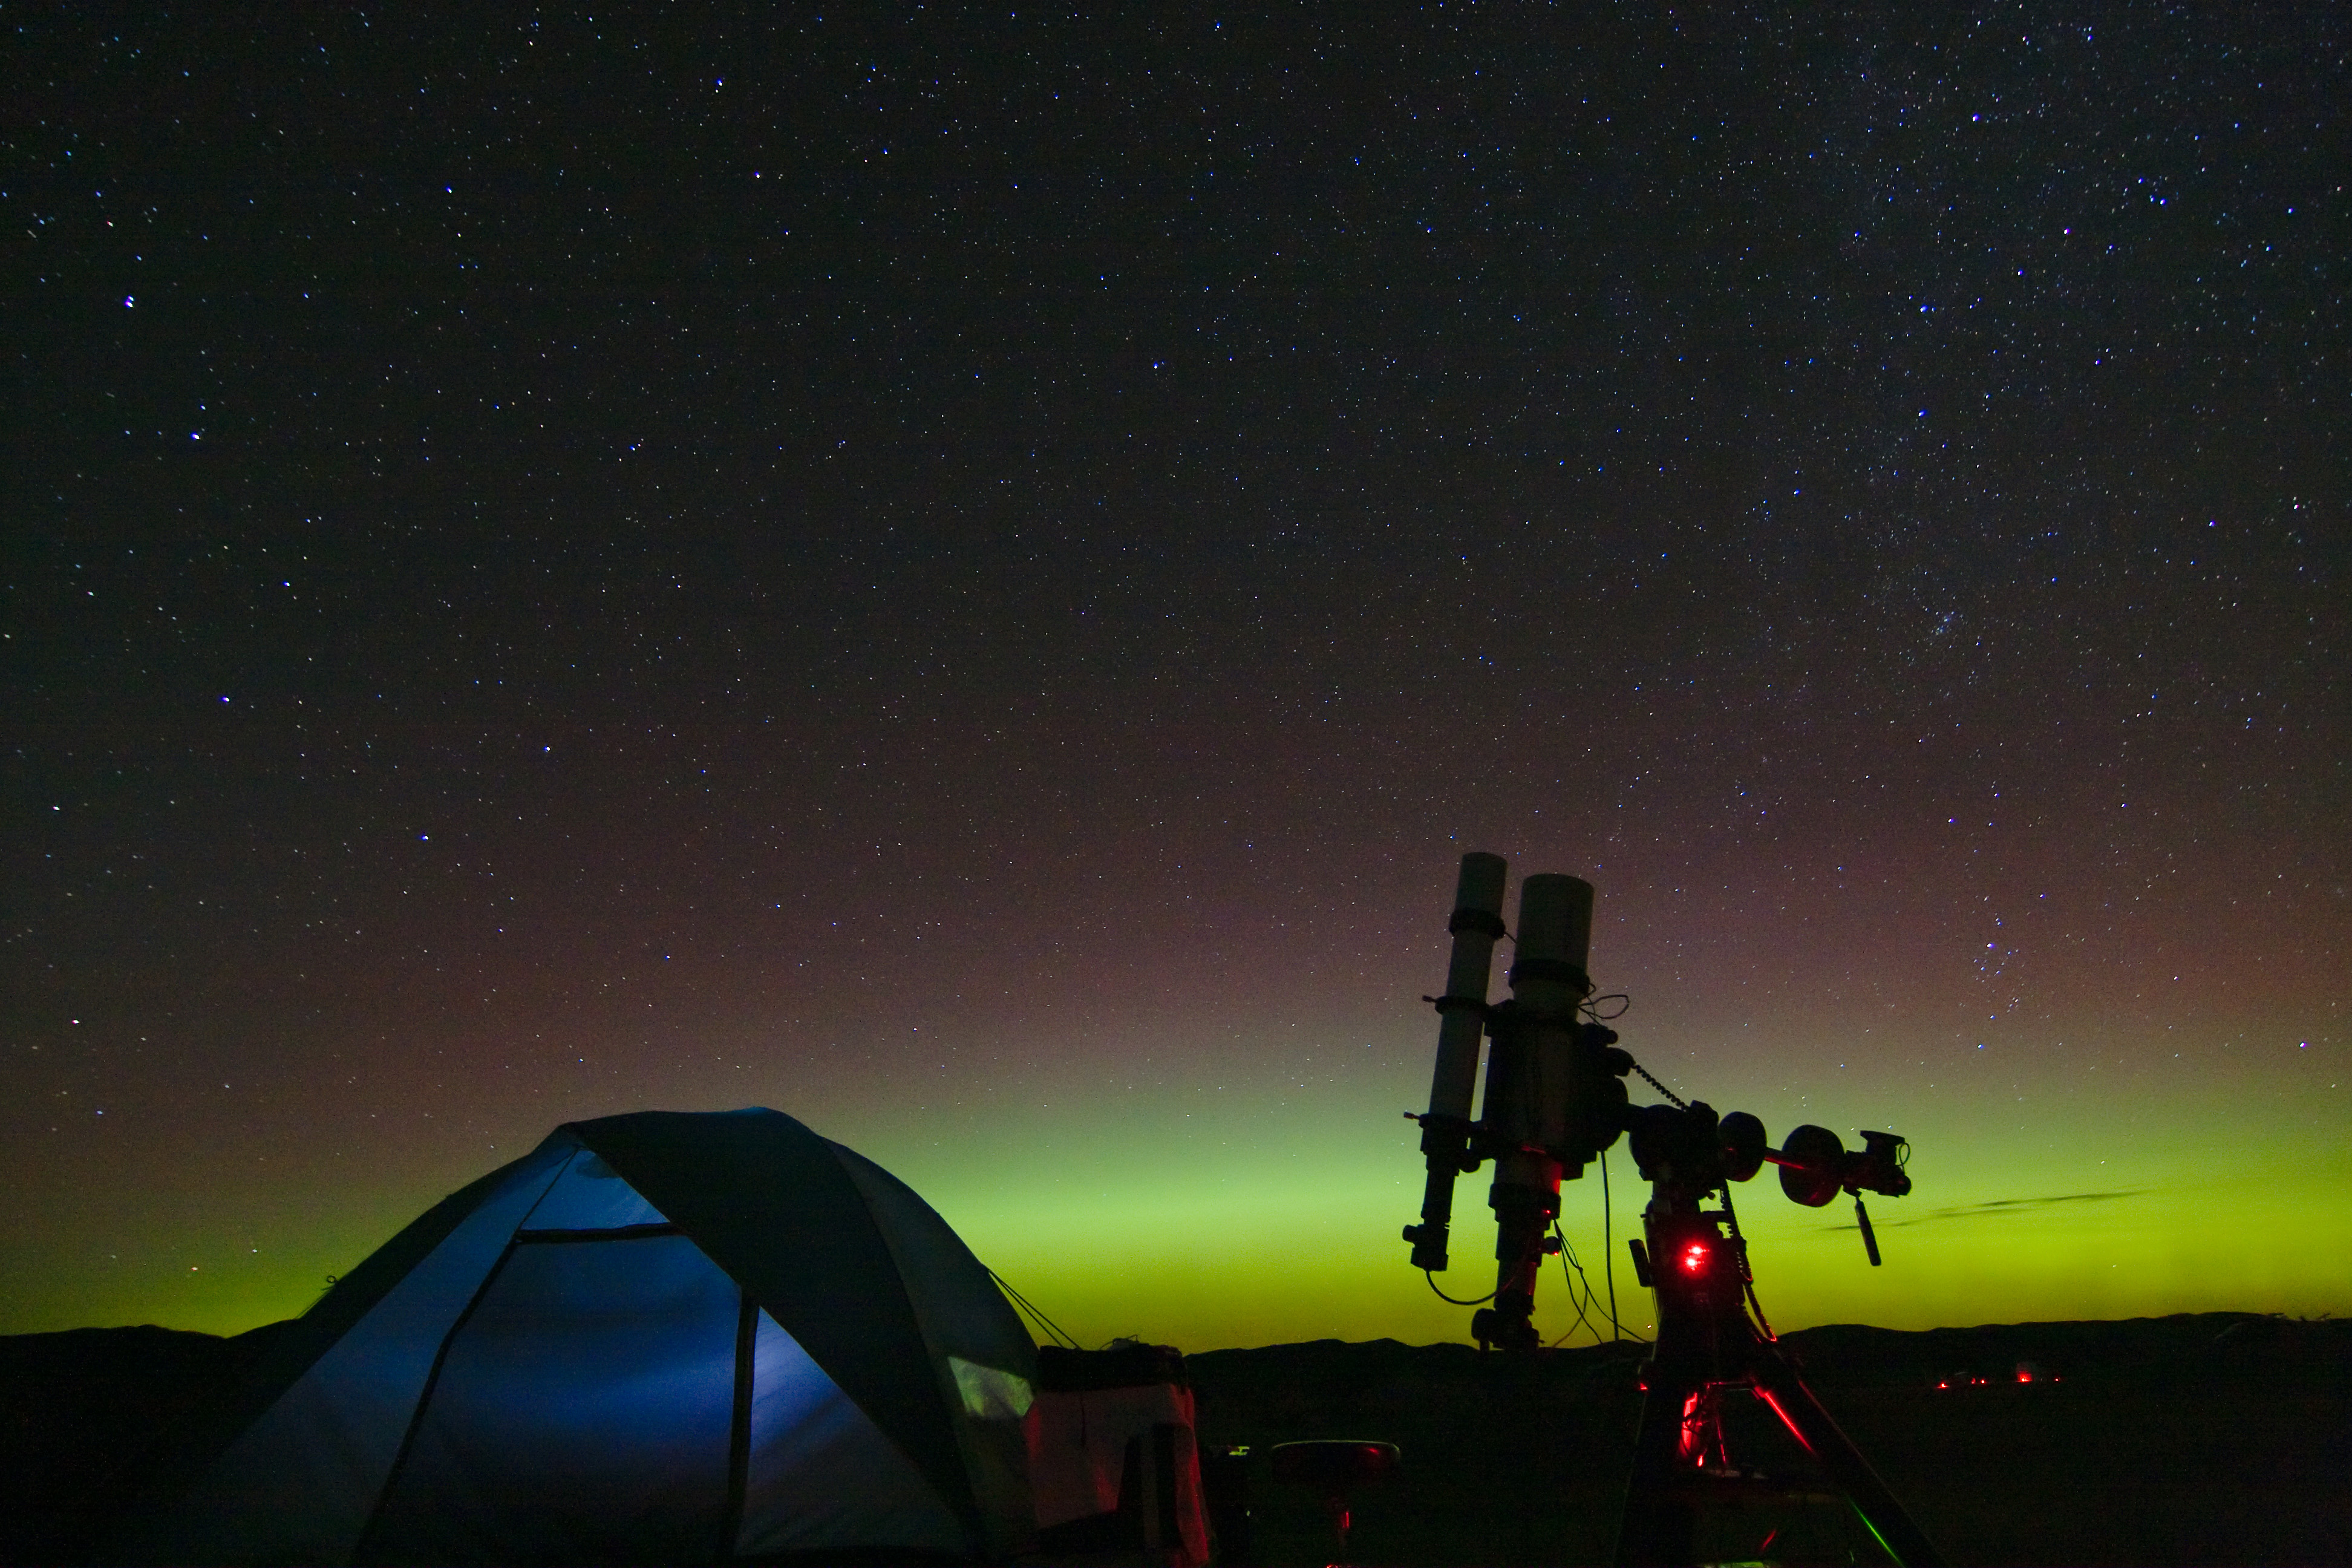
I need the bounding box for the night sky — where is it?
[6,7,2344,1351]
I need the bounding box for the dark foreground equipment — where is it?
[1402,854,1942,1568]
[1268,1440,1400,1561]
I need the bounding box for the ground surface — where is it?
[4,1312,2344,1565]
[1188,1314,2352,1567]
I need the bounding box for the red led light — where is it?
[1681,1242,1709,1273]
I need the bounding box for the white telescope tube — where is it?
[1402,852,1508,1271]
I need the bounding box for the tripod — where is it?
[1616,1181,1943,1567]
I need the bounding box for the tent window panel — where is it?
[516,1148,669,1232]
[363,1234,737,1567]
[736,1308,969,1559]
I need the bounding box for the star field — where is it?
[4,7,2344,1346]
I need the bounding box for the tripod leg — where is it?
[1751,1363,1945,1567]
[1612,1375,1700,1568]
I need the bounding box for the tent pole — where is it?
[723,1291,758,1558]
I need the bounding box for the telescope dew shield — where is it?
[1508,874,1595,1000]
[1479,873,1595,1350]
[1505,874,1595,1158]
[1402,852,1508,1272]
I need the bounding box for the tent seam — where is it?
[822,1141,995,1558]
[342,1140,574,1566]
[347,1236,526,1565]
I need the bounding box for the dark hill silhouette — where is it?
[1184,1315,2351,1566]
[5,1313,2345,1565]
[1,1320,298,1567]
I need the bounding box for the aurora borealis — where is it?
[5,8,2344,1351]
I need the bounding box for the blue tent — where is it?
[115,1109,1037,1566]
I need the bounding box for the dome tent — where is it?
[114,1109,1037,1566]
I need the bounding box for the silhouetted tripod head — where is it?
[1624,1103,1909,1203]
[1623,1100,1912,1266]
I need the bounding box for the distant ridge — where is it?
[1187,1309,2345,1378]
[7,1312,2344,1566]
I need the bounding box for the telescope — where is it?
[1402,854,1941,1567]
